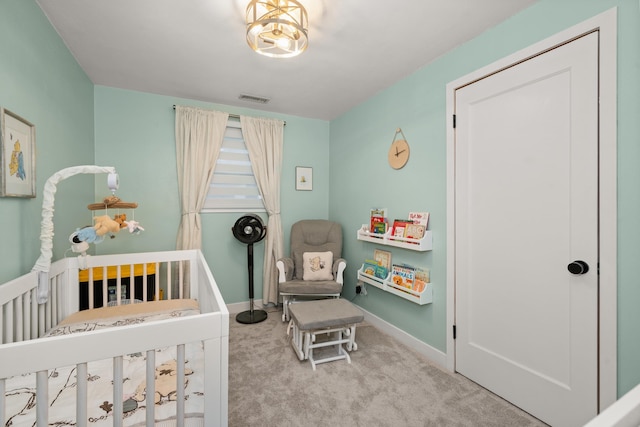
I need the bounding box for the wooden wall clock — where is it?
[388,128,410,169]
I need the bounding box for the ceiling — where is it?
[36,0,537,121]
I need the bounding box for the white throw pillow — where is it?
[302,251,334,281]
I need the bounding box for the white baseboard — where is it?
[227,300,265,314]
[229,299,448,370]
[360,306,448,370]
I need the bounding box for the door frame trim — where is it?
[445,7,617,411]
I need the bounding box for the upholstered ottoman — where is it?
[287,298,364,370]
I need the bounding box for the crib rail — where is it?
[1,250,228,345]
[584,382,640,426]
[71,249,207,312]
[0,249,229,426]
[0,261,68,344]
[0,315,225,426]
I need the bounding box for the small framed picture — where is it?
[295,166,312,191]
[1,108,36,198]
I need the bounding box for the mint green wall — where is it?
[0,0,94,284]
[330,0,640,396]
[94,86,329,304]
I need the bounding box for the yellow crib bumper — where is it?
[78,263,156,282]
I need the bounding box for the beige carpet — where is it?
[228,308,548,427]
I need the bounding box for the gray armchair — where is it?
[277,220,347,321]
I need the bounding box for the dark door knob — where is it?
[568,260,589,275]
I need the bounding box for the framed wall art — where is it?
[295,166,312,191]
[1,108,35,198]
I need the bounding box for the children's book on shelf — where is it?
[404,223,426,240]
[370,208,388,234]
[372,221,387,234]
[373,249,392,269]
[391,264,416,289]
[375,265,388,279]
[391,219,412,238]
[362,260,378,277]
[413,267,430,293]
[408,211,430,228]
[370,207,388,218]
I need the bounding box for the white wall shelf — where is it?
[357,265,433,305]
[356,224,432,251]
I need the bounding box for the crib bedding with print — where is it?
[0,249,229,427]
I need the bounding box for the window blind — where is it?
[202,120,264,212]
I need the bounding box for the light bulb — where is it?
[249,24,264,37]
[275,37,292,50]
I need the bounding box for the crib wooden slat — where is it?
[0,378,5,426]
[88,268,95,310]
[44,292,52,332]
[38,299,44,336]
[146,349,155,426]
[113,356,124,427]
[14,295,23,342]
[177,344,185,427]
[179,261,184,300]
[154,262,160,300]
[101,266,108,308]
[31,288,38,339]
[128,264,134,303]
[51,277,58,326]
[166,262,172,300]
[142,263,148,301]
[120,265,126,304]
[57,274,62,323]
[36,370,48,427]
[77,362,88,427]
[121,265,126,304]
[1,305,6,344]
[203,336,227,427]
[0,303,4,344]
[5,301,13,344]
[22,292,31,340]
[115,266,121,305]
[44,290,49,332]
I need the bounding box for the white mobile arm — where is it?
[32,165,117,303]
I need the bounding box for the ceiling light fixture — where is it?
[246,0,308,58]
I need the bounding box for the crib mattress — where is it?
[54,298,200,328]
[4,299,205,426]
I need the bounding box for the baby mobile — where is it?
[69,172,145,253]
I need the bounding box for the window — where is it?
[202,119,264,213]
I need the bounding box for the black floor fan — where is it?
[232,214,268,324]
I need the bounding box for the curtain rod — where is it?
[172,105,285,125]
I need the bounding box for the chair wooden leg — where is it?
[282,295,290,322]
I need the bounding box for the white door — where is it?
[454,32,599,427]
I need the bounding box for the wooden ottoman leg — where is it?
[288,319,306,361]
[282,295,290,322]
[347,325,358,351]
[304,331,317,369]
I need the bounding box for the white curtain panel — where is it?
[240,116,285,305]
[175,106,229,250]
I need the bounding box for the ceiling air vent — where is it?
[238,94,270,104]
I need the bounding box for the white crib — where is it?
[584,382,640,427]
[0,249,229,427]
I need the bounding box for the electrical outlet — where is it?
[360,285,367,295]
